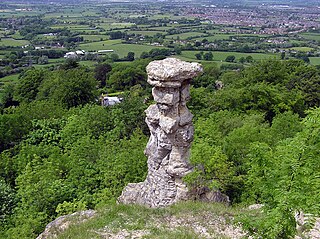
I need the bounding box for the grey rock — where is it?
[36,210,96,239]
[118,58,203,208]
[146,58,203,88]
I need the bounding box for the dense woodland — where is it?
[0,56,320,238]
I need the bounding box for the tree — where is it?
[195,53,202,60]
[110,53,119,62]
[140,52,149,59]
[59,58,79,70]
[94,63,112,87]
[37,55,48,65]
[243,108,320,238]
[246,56,253,63]
[239,57,246,64]
[108,63,147,91]
[15,68,47,103]
[203,52,213,61]
[109,31,125,40]
[126,52,135,61]
[194,41,201,47]
[174,46,182,55]
[0,177,16,230]
[37,68,97,108]
[0,84,19,109]
[225,55,235,62]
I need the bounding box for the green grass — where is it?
[180,50,277,62]
[51,24,94,32]
[128,30,165,36]
[166,32,208,40]
[0,38,29,47]
[310,57,320,65]
[80,35,108,42]
[79,39,122,51]
[56,201,245,239]
[79,41,168,58]
[79,61,97,67]
[10,31,25,40]
[289,47,314,52]
[148,26,175,31]
[97,23,134,31]
[109,44,168,58]
[0,74,19,83]
[299,33,320,41]
[194,34,232,41]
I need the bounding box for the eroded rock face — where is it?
[118,58,203,208]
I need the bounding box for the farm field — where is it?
[0,38,29,47]
[166,32,208,40]
[127,31,164,36]
[180,50,278,62]
[79,39,168,58]
[290,47,314,52]
[80,35,108,42]
[147,26,174,31]
[97,23,134,31]
[310,57,320,65]
[194,34,232,41]
[79,39,122,52]
[299,33,320,41]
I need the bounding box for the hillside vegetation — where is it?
[0,58,319,238]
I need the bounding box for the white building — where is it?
[100,94,122,106]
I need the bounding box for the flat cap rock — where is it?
[146,58,203,87]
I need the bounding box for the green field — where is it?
[81,35,108,42]
[310,57,320,65]
[290,47,314,52]
[128,30,165,36]
[102,44,168,58]
[0,10,39,17]
[52,24,95,32]
[179,50,277,62]
[147,26,174,31]
[79,39,122,51]
[194,34,232,41]
[299,33,320,41]
[97,23,134,31]
[79,40,168,58]
[0,74,19,83]
[167,32,208,40]
[0,38,29,47]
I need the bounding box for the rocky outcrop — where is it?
[118,58,203,208]
[36,210,96,239]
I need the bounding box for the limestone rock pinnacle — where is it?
[118,58,203,208]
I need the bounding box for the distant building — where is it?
[97,50,114,54]
[64,50,85,58]
[100,94,122,106]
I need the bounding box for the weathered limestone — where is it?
[118,58,203,208]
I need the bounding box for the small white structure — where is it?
[64,50,85,58]
[75,50,85,55]
[100,94,122,106]
[97,50,114,54]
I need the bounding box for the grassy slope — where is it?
[56,202,248,239]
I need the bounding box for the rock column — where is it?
[118,58,203,208]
